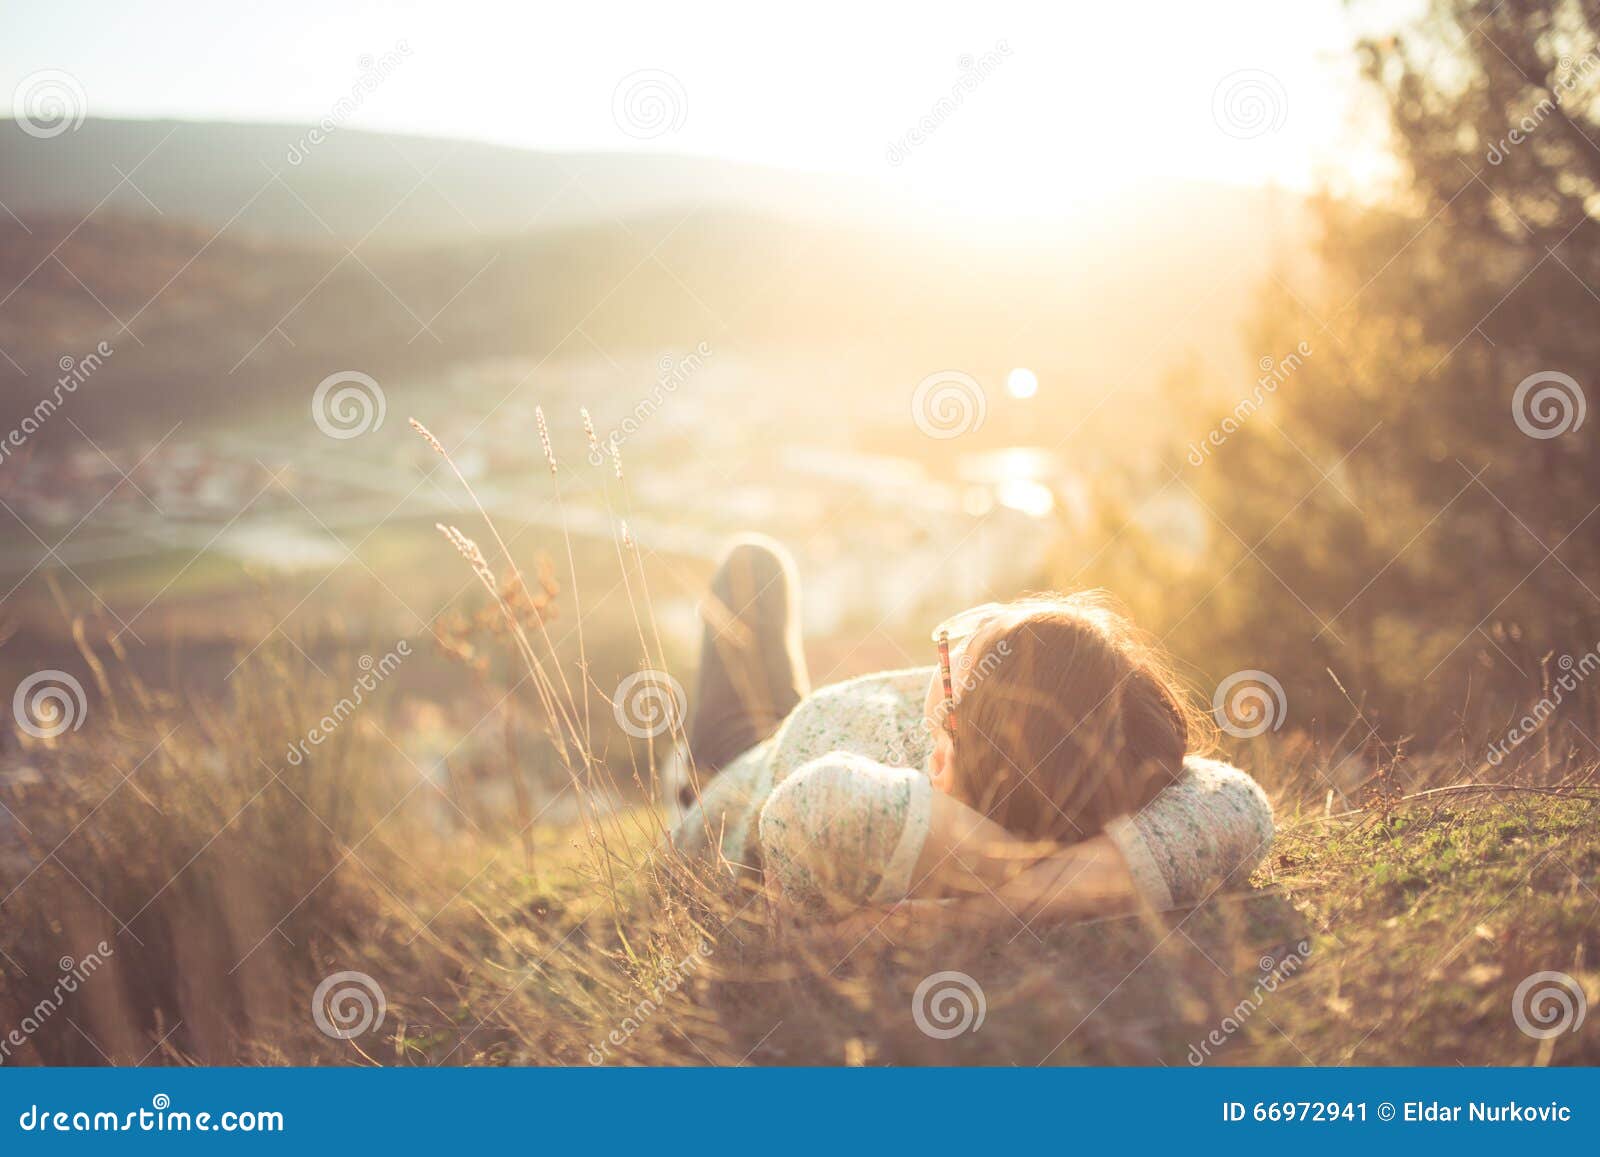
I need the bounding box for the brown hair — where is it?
[949,591,1210,844]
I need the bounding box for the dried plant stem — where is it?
[1286,781,1600,828]
[413,420,591,765]
[548,452,593,765]
[619,476,696,827]
[416,418,638,906]
[505,709,536,875]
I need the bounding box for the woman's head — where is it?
[922,592,1208,843]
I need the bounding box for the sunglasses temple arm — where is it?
[937,631,958,746]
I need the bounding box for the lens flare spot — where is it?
[997,478,1054,518]
[1005,367,1038,399]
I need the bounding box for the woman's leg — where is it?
[686,536,810,791]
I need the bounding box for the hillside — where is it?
[0,120,1312,448]
[0,118,872,242]
[3,646,1595,1066]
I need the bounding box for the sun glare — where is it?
[1005,367,1038,399]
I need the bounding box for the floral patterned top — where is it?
[672,667,1275,915]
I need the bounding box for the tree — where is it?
[1078,0,1600,767]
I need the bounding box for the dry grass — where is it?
[2,414,1597,1068]
[3,628,1598,1066]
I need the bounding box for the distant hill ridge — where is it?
[0,119,1311,443]
[0,118,895,243]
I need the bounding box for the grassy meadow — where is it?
[5,0,1600,1070]
[2,490,1595,1067]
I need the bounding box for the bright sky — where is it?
[5,0,1400,217]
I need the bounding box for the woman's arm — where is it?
[905,757,1275,920]
[905,791,1143,922]
[758,752,934,917]
[1119,756,1275,907]
[760,751,1273,924]
[760,756,1142,924]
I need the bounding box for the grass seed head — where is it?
[409,417,445,455]
[580,408,600,455]
[536,406,557,475]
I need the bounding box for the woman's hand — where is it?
[907,789,1143,924]
[829,829,1143,945]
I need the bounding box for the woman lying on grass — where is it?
[671,537,1274,927]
